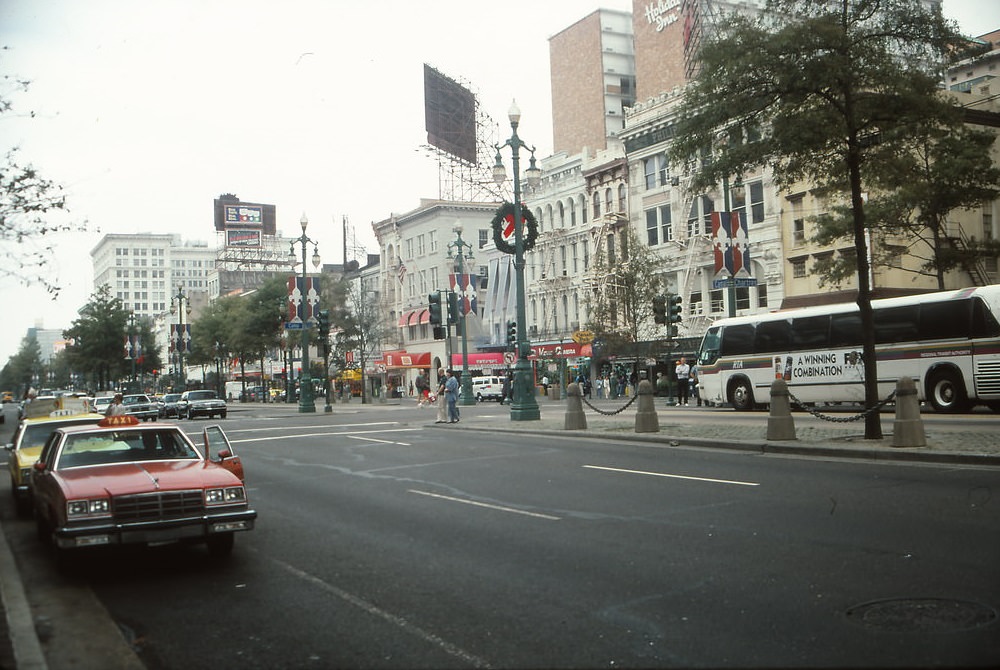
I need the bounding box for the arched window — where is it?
[579,194,588,223]
[618,184,627,212]
[558,201,565,228]
[593,192,601,219]
[605,188,613,214]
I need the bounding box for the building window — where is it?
[757,284,768,309]
[569,199,577,227]
[644,157,656,190]
[618,184,627,213]
[646,209,658,246]
[660,204,673,243]
[690,291,703,316]
[736,286,751,311]
[605,188,613,214]
[791,258,807,278]
[688,195,713,237]
[593,192,601,219]
[558,201,565,228]
[732,180,765,225]
[478,229,489,249]
[793,219,805,246]
[572,243,579,273]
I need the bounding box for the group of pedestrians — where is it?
[411,368,461,423]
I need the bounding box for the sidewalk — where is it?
[3,397,997,668]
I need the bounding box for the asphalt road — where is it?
[4,406,1000,668]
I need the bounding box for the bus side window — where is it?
[918,300,970,340]
[875,306,919,344]
[830,312,863,347]
[791,315,831,349]
[754,319,790,353]
[721,324,755,356]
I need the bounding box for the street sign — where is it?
[713,277,758,289]
[284,321,304,330]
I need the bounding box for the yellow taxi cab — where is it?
[5,397,103,517]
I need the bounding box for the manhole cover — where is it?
[846,598,997,632]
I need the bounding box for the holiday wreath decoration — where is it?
[491,202,538,255]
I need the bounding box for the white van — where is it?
[471,376,505,402]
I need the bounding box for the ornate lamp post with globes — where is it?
[492,100,542,421]
[288,213,322,413]
[447,222,476,406]
[170,285,192,392]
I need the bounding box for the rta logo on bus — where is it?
[844,351,863,366]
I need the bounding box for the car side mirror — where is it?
[217,449,232,460]
[33,461,45,472]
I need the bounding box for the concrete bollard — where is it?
[892,376,926,447]
[564,382,587,430]
[766,378,796,440]
[550,384,561,401]
[634,379,659,433]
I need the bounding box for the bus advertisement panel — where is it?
[696,285,1000,413]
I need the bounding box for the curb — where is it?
[0,518,47,670]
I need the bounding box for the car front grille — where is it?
[113,490,205,522]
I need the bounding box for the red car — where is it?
[31,415,256,562]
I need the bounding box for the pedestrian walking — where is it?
[414,369,430,408]
[676,357,691,406]
[445,369,460,423]
[435,368,449,423]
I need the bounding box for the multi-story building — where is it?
[370,200,500,394]
[549,8,635,157]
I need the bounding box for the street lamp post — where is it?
[170,285,191,392]
[289,213,321,413]
[448,222,476,406]
[492,100,542,421]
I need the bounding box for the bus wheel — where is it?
[729,378,755,411]
[926,369,970,413]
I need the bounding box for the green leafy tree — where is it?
[0,333,42,397]
[335,277,388,404]
[63,285,130,391]
[1,52,88,294]
[669,0,962,438]
[812,124,1000,290]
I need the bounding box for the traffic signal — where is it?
[428,292,442,325]
[433,325,446,340]
[506,320,518,348]
[316,309,330,338]
[668,294,683,324]
[652,295,667,324]
[447,292,459,324]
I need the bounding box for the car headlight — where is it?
[205,486,246,505]
[66,498,111,517]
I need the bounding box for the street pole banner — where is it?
[711,210,752,278]
[288,276,321,324]
[168,325,191,354]
[449,273,477,315]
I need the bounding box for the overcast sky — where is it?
[1,0,998,365]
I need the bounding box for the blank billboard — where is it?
[424,64,477,165]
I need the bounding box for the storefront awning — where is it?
[376,351,431,369]
[397,309,430,327]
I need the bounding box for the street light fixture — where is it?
[492,99,542,421]
[170,285,192,392]
[447,222,476,406]
[289,212,321,413]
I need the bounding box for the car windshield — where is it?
[58,429,199,468]
[163,394,181,402]
[188,391,217,400]
[123,395,149,405]
[21,418,102,450]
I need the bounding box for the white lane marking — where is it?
[265,554,491,668]
[228,428,418,444]
[583,464,760,487]
[349,435,412,446]
[408,489,561,521]
[221,422,400,434]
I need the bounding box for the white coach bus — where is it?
[696,285,1000,413]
